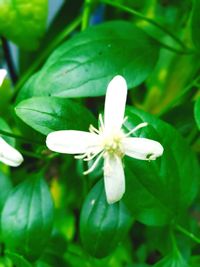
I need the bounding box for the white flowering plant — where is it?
[0,1,200,266]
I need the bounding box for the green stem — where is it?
[158,74,200,116]
[14,16,82,96]
[176,224,200,244]
[81,0,93,31]
[156,40,193,55]
[101,0,193,53]
[18,149,43,159]
[1,37,18,84]
[187,127,199,145]
[170,229,180,255]
[0,129,43,145]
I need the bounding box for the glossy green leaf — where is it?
[15,96,96,135]
[1,173,54,261]
[123,107,199,226]
[17,21,159,101]
[0,172,12,212]
[0,0,48,50]
[80,180,133,258]
[191,0,200,50]
[194,98,200,129]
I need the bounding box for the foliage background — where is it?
[0,0,200,266]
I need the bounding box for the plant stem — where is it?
[158,74,200,116]
[176,224,200,244]
[82,0,93,31]
[101,0,193,53]
[0,129,43,145]
[14,16,82,96]
[1,37,18,84]
[186,125,199,146]
[156,41,194,55]
[18,148,43,159]
[170,229,180,255]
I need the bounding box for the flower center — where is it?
[78,114,149,175]
[102,132,124,158]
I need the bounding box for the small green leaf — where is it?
[80,180,133,258]
[0,172,12,212]
[15,96,96,135]
[194,98,200,129]
[191,0,200,50]
[154,252,189,267]
[123,107,199,226]
[17,21,159,101]
[1,173,54,261]
[6,251,32,267]
[0,0,48,50]
[0,118,14,146]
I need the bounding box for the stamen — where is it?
[83,148,102,161]
[75,153,88,160]
[123,116,128,124]
[99,114,105,131]
[89,124,100,134]
[126,122,148,137]
[83,151,104,175]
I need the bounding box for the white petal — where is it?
[0,137,23,167]
[0,69,7,86]
[104,155,125,204]
[104,75,127,133]
[46,130,101,154]
[123,137,164,160]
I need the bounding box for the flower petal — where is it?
[104,155,125,204]
[46,130,101,154]
[0,69,7,87]
[123,137,164,160]
[104,75,127,133]
[0,137,23,167]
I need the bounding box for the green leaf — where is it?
[194,98,200,129]
[6,251,32,267]
[191,0,200,50]
[154,252,189,267]
[0,256,13,267]
[0,118,15,146]
[0,172,12,212]
[0,0,48,50]
[123,107,199,226]
[80,180,133,258]
[34,233,68,267]
[15,96,96,135]
[1,173,54,261]
[17,21,159,101]
[34,262,51,267]
[0,78,13,116]
[190,256,200,267]
[131,265,150,267]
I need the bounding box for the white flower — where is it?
[0,137,23,167]
[0,69,23,167]
[46,75,164,204]
[0,69,7,87]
